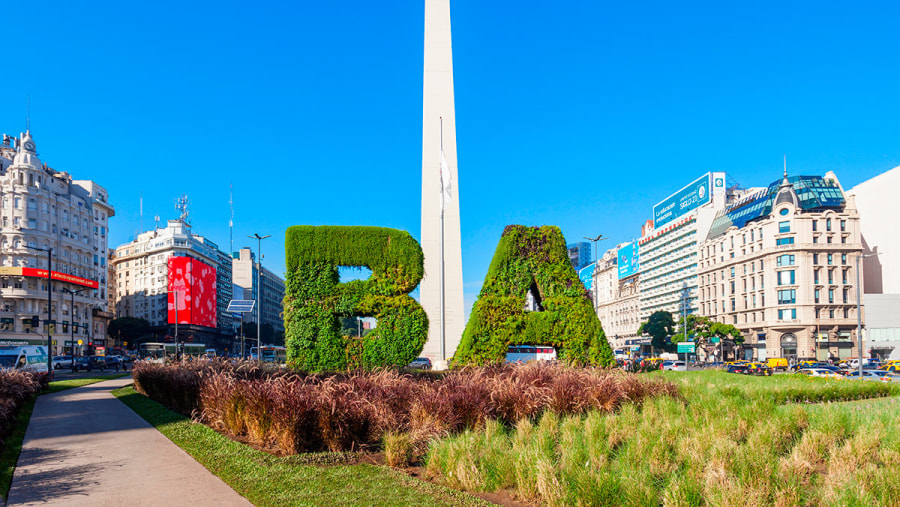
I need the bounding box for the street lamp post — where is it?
[583,235,607,265]
[61,288,85,371]
[249,234,270,354]
[26,246,53,377]
[856,251,881,378]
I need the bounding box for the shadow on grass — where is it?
[114,386,490,507]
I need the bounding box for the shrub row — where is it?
[0,370,47,446]
[132,361,679,456]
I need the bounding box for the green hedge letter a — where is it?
[283,226,429,371]
[454,225,614,367]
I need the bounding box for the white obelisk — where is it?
[421,0,465,368]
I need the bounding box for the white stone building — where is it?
[0,131,114,354]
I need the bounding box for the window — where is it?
[826,218,832,231]
[813,253,819,264]
[14,197,21,209]
[827,254,833,265]
[841,253,847,265]
[778,309,797,320]
[752,294,756,307]
[828,288,834,304]
[828,270,833,284]
[760,275,764,289]
[841,236,847,244]
[777,289,796,304]
[731,299,736,311]
[842,269,848,285]
[843,288,849,303]
[779,221,791,233]
[730,267,735,278]
[730,281,735,294]
[827,236,832,244]
[777,254,795,266]
[779,208,790,216]
[829,309,835,318]
[776,237,795,246]
[27,198,36,211]
[840,220,846,232]
[815,288,820,303]
[777,270,796,285]
[844,308,850,318]
[812,220,817,232]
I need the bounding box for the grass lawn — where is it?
[113,385,490,507]
[426,370,900,506]
[1,373,130,501]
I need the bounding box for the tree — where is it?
[639,311,675,353]
[108,317,151,347]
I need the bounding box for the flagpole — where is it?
[439,117,446,363]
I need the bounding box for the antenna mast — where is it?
[175,194,191,225]
[229,183,234,254]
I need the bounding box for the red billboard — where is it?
[167,257,218,328]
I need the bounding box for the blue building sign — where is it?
[578,263,595,290]
[653,173,711,227]
[617,241,639,280]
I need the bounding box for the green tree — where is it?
[639,311,675,353]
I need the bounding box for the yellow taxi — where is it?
[746,362,772,376]
[878,364,900,374]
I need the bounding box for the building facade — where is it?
[567,241,591,270]
[232,247,285,338]
[0,131,114,354]
[112,220,233,350]
[593,244,641,352]
[697,172,863,361]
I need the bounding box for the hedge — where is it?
[454,225,614,366]
[283,226,428,371]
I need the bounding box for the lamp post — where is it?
[173,289,180,361]
[249,233,270,354]
[60,288,85,371]
[26,246,53,377]
[856,251,881,378]
[583,234,607,265]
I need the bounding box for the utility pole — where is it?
[249,233,270,353]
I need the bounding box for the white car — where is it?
[798,368,844,379]
[663,360,687,372]
[52,355,74,369]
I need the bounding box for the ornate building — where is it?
[0,131,114,354]
[697,171,863,361]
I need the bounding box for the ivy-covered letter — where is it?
[454,225,614,366]
[283,226,429,371]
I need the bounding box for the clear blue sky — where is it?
[3,0,899,315]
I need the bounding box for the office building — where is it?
[232,247,284,338]
[567,241,592,270]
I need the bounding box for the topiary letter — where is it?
[283,226,429,371]
[454,225,614,366]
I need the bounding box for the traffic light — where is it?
[31,315,39,328]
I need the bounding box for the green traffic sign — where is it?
[677,342,696,353]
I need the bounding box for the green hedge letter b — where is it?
[283,226,429,371]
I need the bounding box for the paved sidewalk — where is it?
[7,377,252,506]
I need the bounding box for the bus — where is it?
[250,345,287,364]
[505,345,557,364]
[139,342,207,359]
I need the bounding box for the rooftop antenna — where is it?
[175,194,191,224]
[154,214,160,229]
[229,183,234,254]
[783,154,787,179]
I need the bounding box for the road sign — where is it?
[227,300,255,313]
[78,339,83,346]
[677,342,696,353]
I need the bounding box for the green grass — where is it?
[46,373,129,394]
[1,373,128,500]
[426,371,900,506]
[113,385,490,507]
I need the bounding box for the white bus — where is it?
[505,345,557,364]
[251,345,287,364]
[139,342,207,359]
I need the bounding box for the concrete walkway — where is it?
[7,377,252,506]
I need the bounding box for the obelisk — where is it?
[421,0,465,368]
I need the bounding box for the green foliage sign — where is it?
[283,226,428,371]
[454,225,614,366]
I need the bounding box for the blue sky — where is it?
[3,0,899,315]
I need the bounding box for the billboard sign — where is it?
[0,267,99,289]
[578,263,595,290]
[653,173,711,228]
[168,257,218,328]
[617,241,640,280]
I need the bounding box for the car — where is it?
[73,356,107,372]
[663,360,687,372]
[877,364,900,373]
[103,356,125,371]
[846,370,893,382]
[407,357,432,370]
[746,362,772,376]
[766,357,789,371]
[52,355,74,369]
[726,364,749,374]
[796,368,844,379]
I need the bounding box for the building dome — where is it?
[12,131,41,169]
[774,169,799,208]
